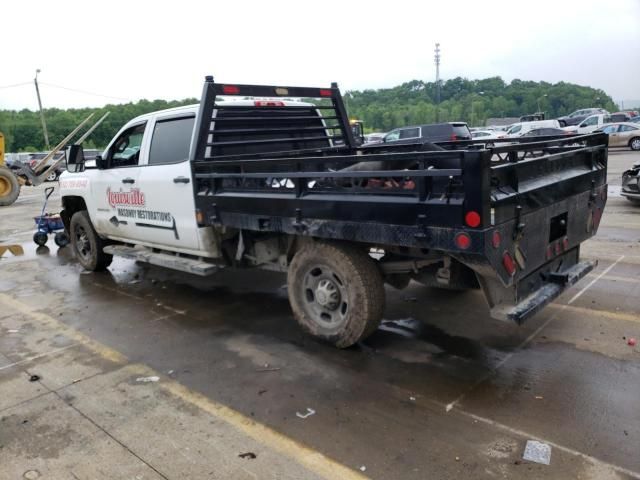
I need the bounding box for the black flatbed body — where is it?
[189,77,608,324]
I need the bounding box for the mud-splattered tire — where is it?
[0,167,20,206]
[287,241,385,348]
[70,211,112,271]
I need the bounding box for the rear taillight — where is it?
[502,251,517,276]
[222,85,240,94]
[319,89,332,97]
[455,232,471,250]
[254,100,285,107]
[450,134,458,141]
[465,211,481,228]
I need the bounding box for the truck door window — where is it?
[107,123,146,168]
[399,127,420,140]
[149,116,195,165]
[582,116,598,127]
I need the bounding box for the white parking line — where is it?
[0,343,81,371]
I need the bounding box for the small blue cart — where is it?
[33,187,70,247]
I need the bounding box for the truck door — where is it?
[91,122,147,239]
[132,114,200,250]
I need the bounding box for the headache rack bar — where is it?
[190,76,356,162]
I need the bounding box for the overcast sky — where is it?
[2,0,639,110]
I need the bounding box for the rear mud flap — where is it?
[487,259,595,324]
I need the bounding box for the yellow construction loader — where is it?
[0,132,22,206]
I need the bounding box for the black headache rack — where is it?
[190,77,608,324]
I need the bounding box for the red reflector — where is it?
[555,242,562,255]
[502,252,517,276]
[465,211,481,228]
[319,89,332,97]
[254,100,285,107]
[455,232,472,250]
[450,134,458,141]
[222,85,240,94]
[491,230,501,249]
[562,237,569,250]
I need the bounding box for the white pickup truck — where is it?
[59,78,608,348]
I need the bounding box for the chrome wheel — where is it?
[302,265,349,328]
[46,171,58,182]
[630,138,640,151]
[74,225,91,260]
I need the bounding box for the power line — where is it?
[40,82,131,102]
[0,81,31,89]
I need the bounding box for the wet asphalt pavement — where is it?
[1,149,639,479]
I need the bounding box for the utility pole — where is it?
[537,94,548,113]
[34,69,50,150]
[434,43,441,122]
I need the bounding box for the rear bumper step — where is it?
[103,245,219,276]
[491,260,595,324]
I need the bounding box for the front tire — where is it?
[629,137,640,151]
[287,242,385,348]
[70,211,112,271]
[0,167,20,206]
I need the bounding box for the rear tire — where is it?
[287,241,385,348]
[0,167,20,206]
[629,137,640,151]
[70,211,112,271]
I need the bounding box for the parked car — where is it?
[363,133,386,144]
[622,161,640,204]
[630,116,640,124]
[382,122,471,144]
[28,152,66,181]
[471,130,504,140]
[519,112,545,122]
[609,112,632,123]
[521,128,575,137]
[557,108,608,127]
[505,120,561,137]
[596,123,640,150]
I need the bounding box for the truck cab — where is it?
[61,98,326,259]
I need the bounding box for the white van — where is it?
[566,114,612,134]
[506,120,561,137]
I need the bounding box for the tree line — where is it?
[0,76,616,151]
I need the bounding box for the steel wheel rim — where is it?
[302,264,349,329]
[74,225,91,260]
[0,176,10,196]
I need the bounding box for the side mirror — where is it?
[66,145,85,173]
[95,155,107,169]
